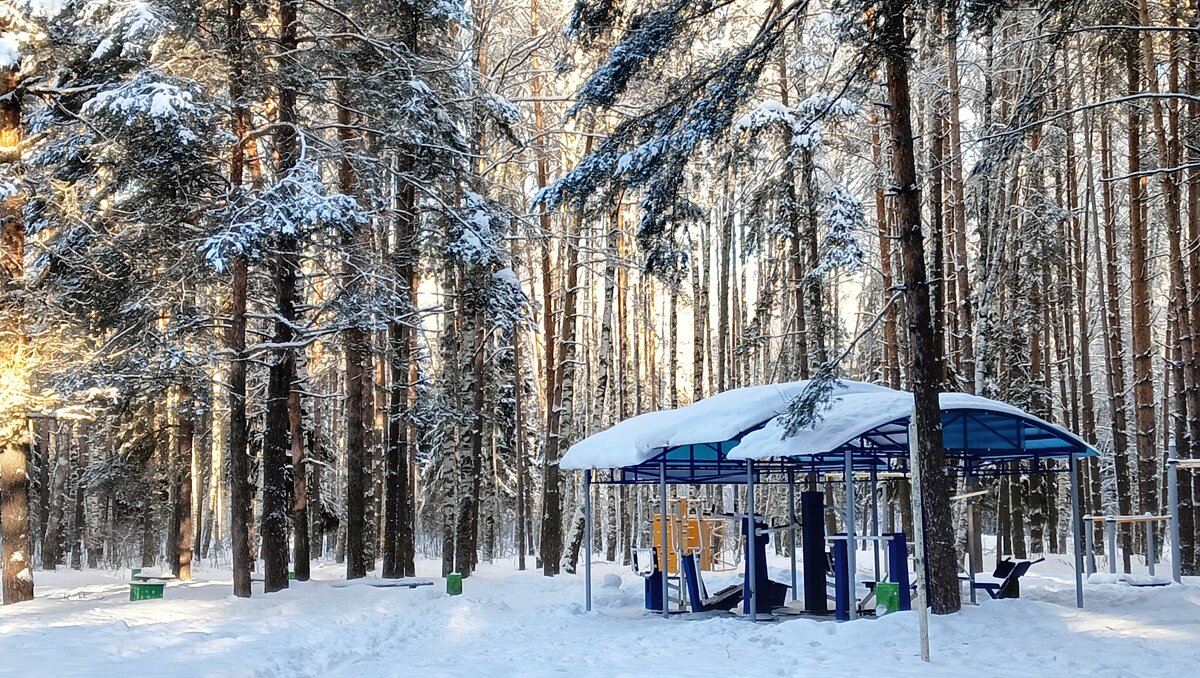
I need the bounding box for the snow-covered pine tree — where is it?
[0,0,38,605]
[16,0,235,586]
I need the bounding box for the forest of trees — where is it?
[2,0,1199,616]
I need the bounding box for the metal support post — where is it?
[1106,517,1117,575]
[788,469,798,602]
[1145,516,1156,577]
[965,462,977,605]
[1069,454,1084,609]
[1168,459,1181,583]
[870,465,881,585]
[844,451,857,621]
[907,414,930,662]
[585,469,593,612]
[659,461,669,619]
[1084,515,1095,576]
[747,459,758,622]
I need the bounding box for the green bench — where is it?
[128,568,174,601]
[129,581,165,601]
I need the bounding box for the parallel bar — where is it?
[1084,514,1096,576]
[584,469,593,612]
[1145,516,1155,577]
[1082,515,1172,523]
[1168,460,1181,583]
[1106,517,1117,575]
[1069,455,1084,609]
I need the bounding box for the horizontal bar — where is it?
[1083,515,1171,523]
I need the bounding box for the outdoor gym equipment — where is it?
[1083,513,1173,585]
[635,495,788,615]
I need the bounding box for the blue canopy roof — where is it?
[572,382,1095,485]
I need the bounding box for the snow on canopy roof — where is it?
[560,379,895,470]
[728,391,1094,461]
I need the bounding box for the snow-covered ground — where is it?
[2,554,1197,677]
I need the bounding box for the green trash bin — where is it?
[446,572,463,596]
[129,582,165,602]
[875,582,900,616]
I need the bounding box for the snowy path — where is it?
[1,556,1197,677]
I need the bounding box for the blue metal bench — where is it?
[967,557,1044,599]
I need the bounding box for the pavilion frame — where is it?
[580,406,1096,619]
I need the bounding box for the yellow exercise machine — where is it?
[650,498,737,574]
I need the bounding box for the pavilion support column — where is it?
[870,465,881,583]
[965,461,977,606]
[659,461,668,619]
[1070,454,1084,608]
[788,469,798,602]
[844,451,857,621]
[584,469,593,612]
[746,459,758,622]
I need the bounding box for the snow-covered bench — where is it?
[329,578,434,589]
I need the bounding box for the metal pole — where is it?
[1144,515,1155,577]
[882,478,890,533]
[964,461,976,605]
[871,465,881,585]
[1084,515,1095,576]
[1168,459,1181,583]
[1106,517,1117,575]
[844,451,857,621]
[788,469,798,602]
[747,459,758,622]
[584,469,593,612]
[1069,455,1084,609]
[907,413,930,662]
[660,461,669,618]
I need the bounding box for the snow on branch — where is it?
[811,184,865,276]
[85,0,170,62]
[201,162,367,271]
[487,267,528,331]
[733,92,858,152]
[83,74,204,142]
[779,291,901,437]
[570,5,683,113]
[446,190,510,267]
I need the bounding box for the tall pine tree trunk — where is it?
[0,47,31,597]
[290,354,310,581]
[1139,0,1200,547]
[174,395,194,580]
[385,127,419,577]
[224,0,254,597]
[543,127,594,575]
[1099,111,1135,572]
[1125,35,1158,534]
[260,0,303,594]
[945,9,972,390]
[881,0,959,614]
[871,113,900,389]
[0,45,32,601]
[1185,2,1200,574]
